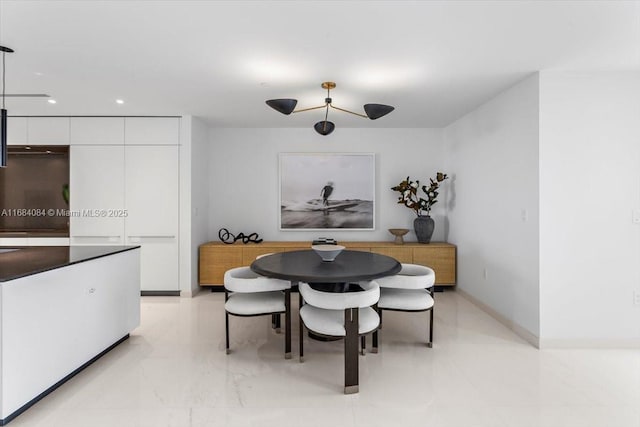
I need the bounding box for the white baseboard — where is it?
[180,287,204,298]
[538,338,640,349]
[456,288,540,348]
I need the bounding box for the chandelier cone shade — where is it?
[313,121,335,136]
[364,103,395,120]
[265,99,297,115]
[266,82,394,136]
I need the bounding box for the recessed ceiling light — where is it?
[116,99,124,104]
[46,150,52,154]
[48,99,57,104]
[25,146,31,150]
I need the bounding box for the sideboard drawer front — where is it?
[413,246,456,284]
[370,247,413,264]
[200,246,242,286]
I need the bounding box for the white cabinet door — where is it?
[79,249,141,349]
[7,117,27,145]
[70,117,124,145]
[27,117,70,145]
[126,237,178,292]
[124,117,180,145]
[1,265,86,416]
[125,145,178,291]
[70,146,125,243]
[124,145,178,236]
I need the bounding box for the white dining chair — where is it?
[372,264,435,350]
[224,266,292,358]
[298,281,380,394]
[254,253,281,331]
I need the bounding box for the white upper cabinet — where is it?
[70,117,125,145]
[7,117,27,145]
[124,117,180,145]
[27,117,70,145]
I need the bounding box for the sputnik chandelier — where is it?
[266,81,394,136]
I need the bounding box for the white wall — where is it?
[444,74,540,342]
[179,116,192,296]
[178,115,211,297]
[208,128,445,242]
[539,71,640,346]
[190,117,210,294]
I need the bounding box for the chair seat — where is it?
[300,305,380,337]
[378,288,434,311]
[225,291,285,315]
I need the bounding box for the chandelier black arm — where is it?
[329,104,368,119]
[292,104,327,114]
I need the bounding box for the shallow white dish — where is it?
[311,244,345,262]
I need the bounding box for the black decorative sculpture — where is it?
[218,228,263,244]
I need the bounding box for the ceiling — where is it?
[0,1,638,128]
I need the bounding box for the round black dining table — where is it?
[250,249,401,394]
[250,249,401,284]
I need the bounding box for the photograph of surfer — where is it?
[279,153,374,230]
[321,181,334,207]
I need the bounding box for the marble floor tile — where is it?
[8,290,640,427]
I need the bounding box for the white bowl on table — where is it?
[311,244,345,262]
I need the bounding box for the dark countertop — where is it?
[0,246,141,282]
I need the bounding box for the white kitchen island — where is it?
[0,246,141,425]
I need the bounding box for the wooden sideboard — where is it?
[199,241,456,287]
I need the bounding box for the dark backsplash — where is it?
[0,146,70,234]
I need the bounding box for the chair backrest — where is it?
[224,267,290,293]
[376,263,435,289]
[299,281,379,310]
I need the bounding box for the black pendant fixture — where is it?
[266,81,394,136]
[314,121,335,136]
[1,45,14,168]
[266,99,297,115]
[364,103,395,120]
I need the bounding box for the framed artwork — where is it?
[279,153,375,230]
